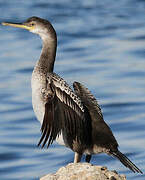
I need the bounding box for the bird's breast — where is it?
[31,71,46,124]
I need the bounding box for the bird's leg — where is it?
[74,152,82,163]
[85,155,92,163]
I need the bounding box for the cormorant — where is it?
[2,17,142,173]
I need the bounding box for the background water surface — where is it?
[0,0,145,179]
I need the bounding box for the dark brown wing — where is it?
[38,93,62,148]
[38,74,92,149]
[73,81,118,150]
[73,81,103,119]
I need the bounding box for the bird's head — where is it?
[2,16,56,41]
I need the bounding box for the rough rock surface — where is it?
[40,163,126,180]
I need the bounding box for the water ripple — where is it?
[0,0,145,180]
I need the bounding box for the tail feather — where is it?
[112,150,142,174]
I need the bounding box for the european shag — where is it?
[2,17,142,174]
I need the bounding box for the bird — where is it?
[2,16,142,174]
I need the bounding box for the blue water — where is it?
[0,0,145,179]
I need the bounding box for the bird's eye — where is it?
[30,23,35,26]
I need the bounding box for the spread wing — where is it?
[73,81,103,119]
[38,73,92,149]
[73,81,118,149]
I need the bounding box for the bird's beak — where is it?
[1,22,34,31]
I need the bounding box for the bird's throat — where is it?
[36,38,57,73]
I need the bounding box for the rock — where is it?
[40,163,126,180]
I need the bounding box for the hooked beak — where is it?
[1,22,34,31]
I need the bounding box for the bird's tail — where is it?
[111,150,142,174]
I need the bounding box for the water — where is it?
[0,0,145,179]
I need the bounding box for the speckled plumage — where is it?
[29,17,92,151]
[2,16,142,174]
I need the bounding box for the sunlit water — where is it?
[0,0,145,179]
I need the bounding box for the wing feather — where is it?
[73,81,118,148]
[73,81,103,118]
[38,74,92,150]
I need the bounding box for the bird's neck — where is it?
[36,36,57,73]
